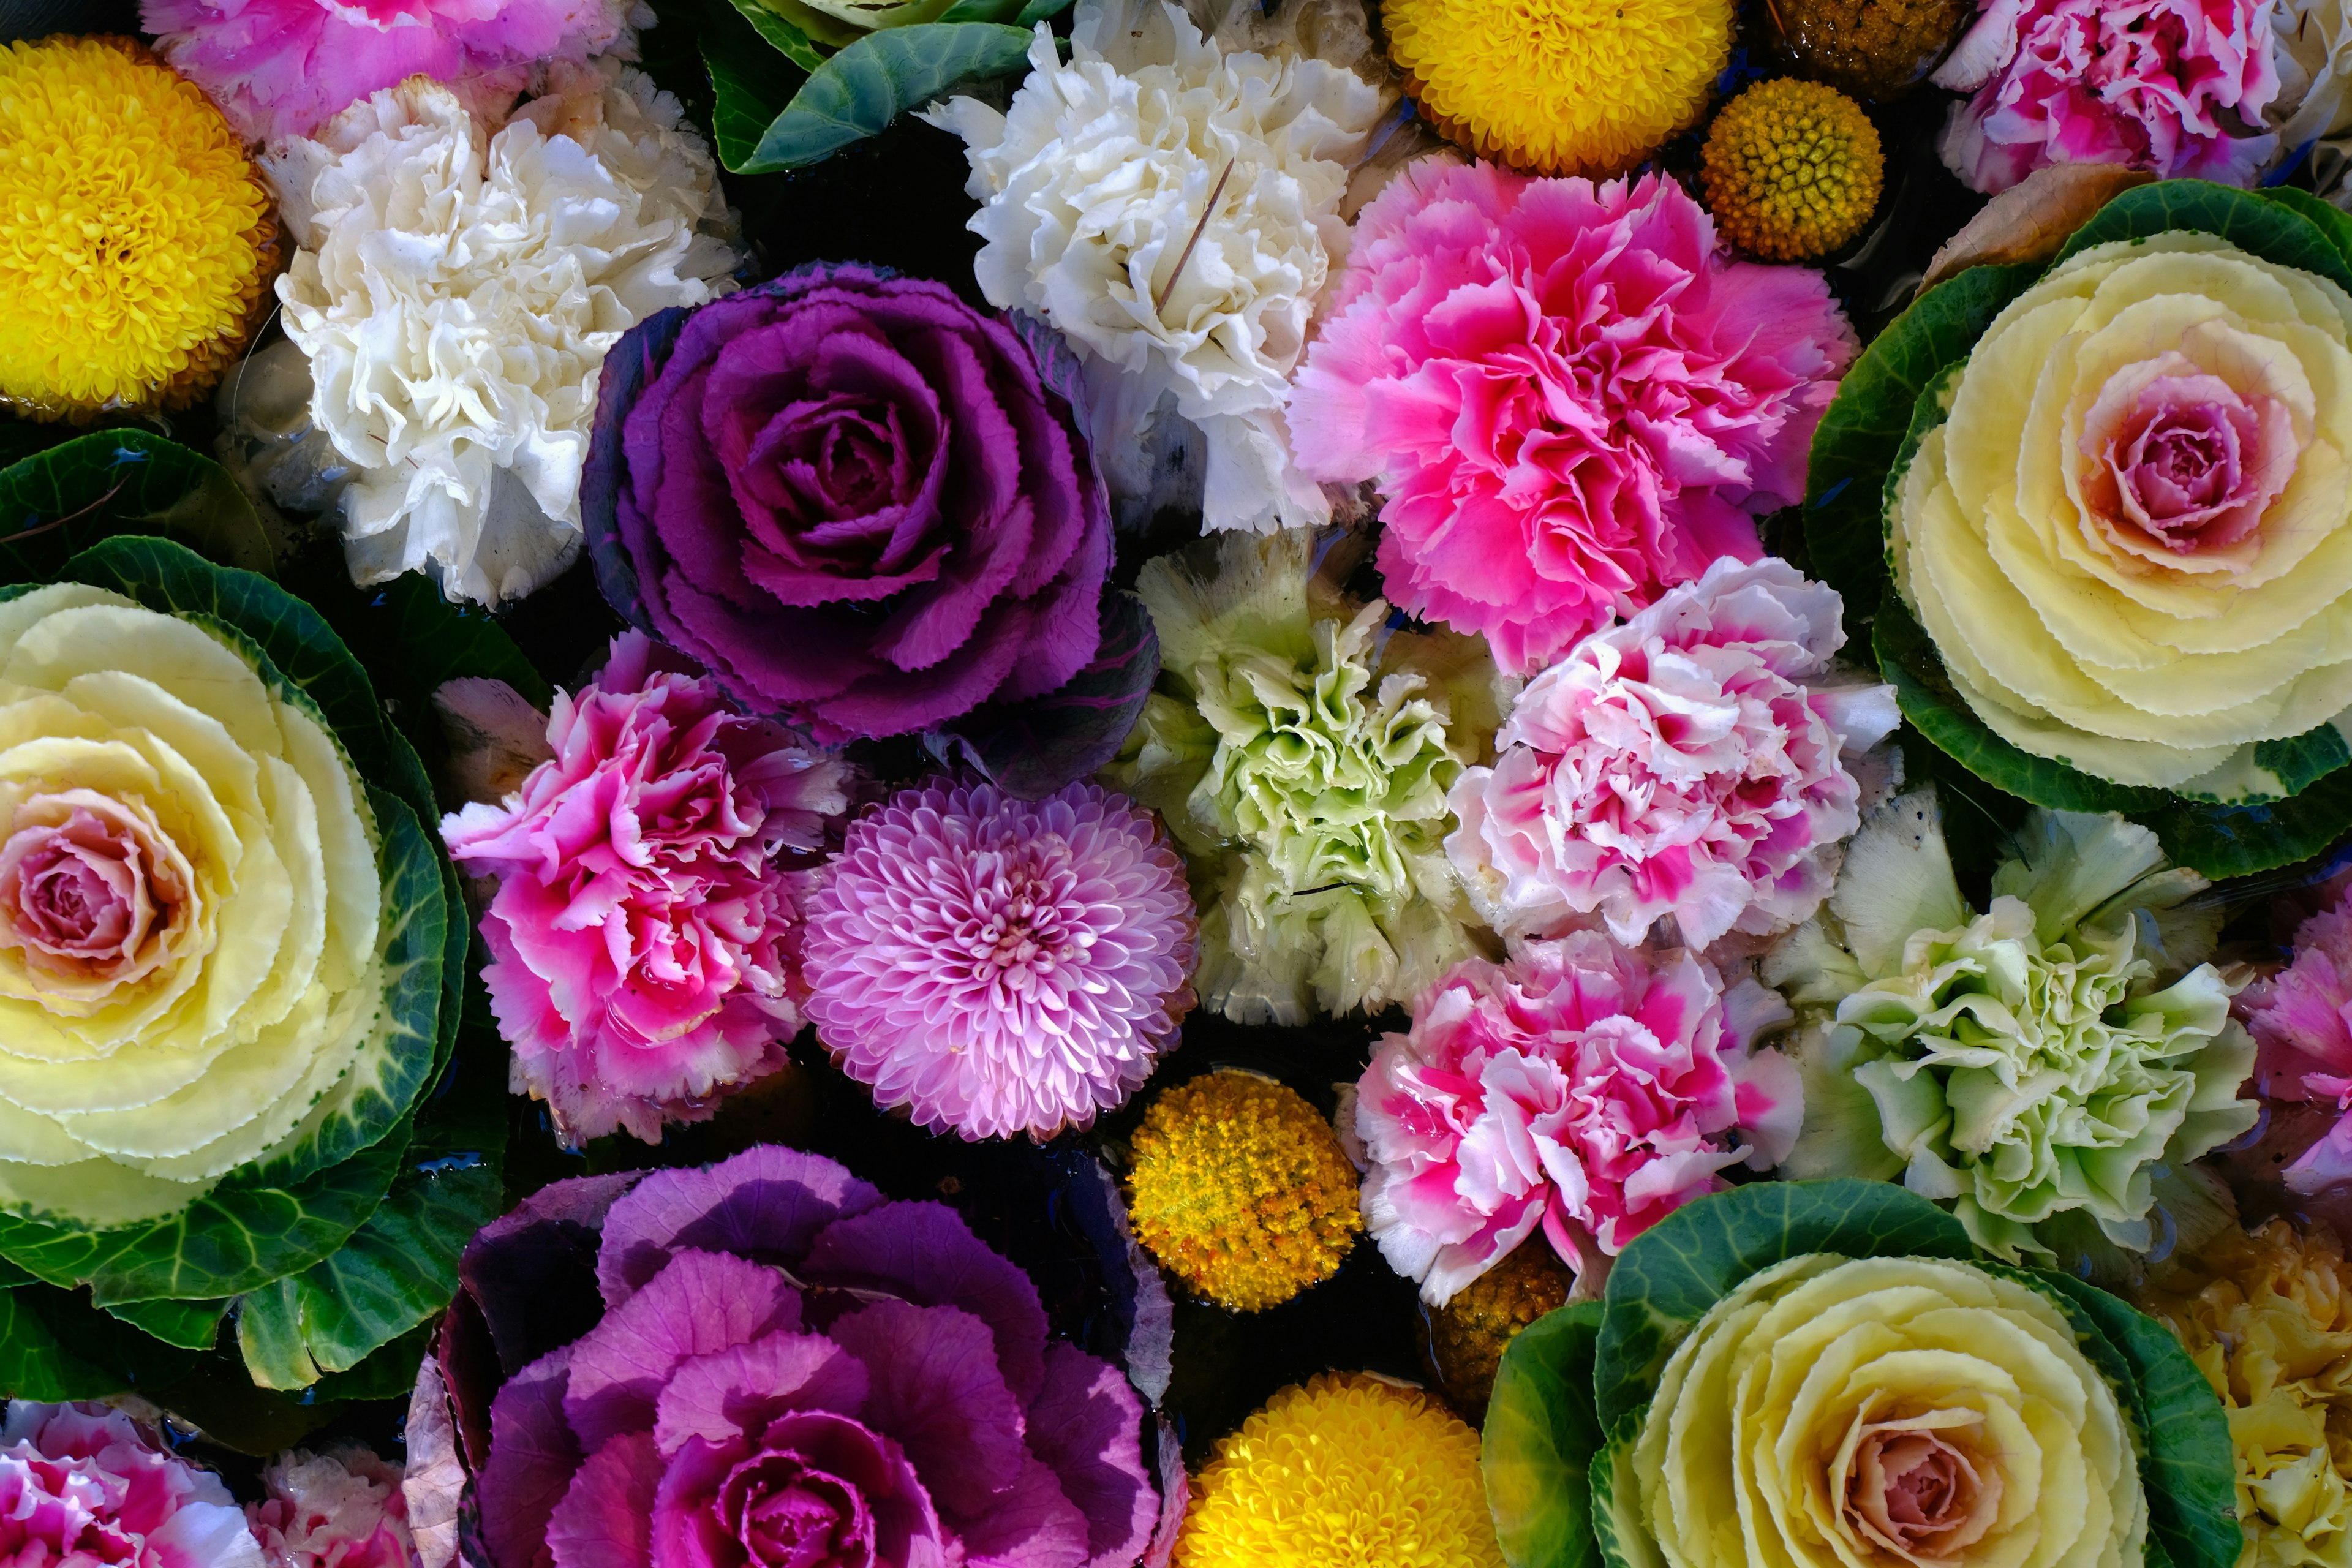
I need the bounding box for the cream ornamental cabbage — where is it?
[0,583,383,1227]
[265,63,741,606]
[922,0,1393,534]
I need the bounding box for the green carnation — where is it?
[1108,530,1510,1023]
[1764,788,2255,1263]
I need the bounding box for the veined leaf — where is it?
[725,0,828,68]
[1484,1300,1607,1568]
[381,573,552,711]
[707,40,801,173]
[2052,178,2352,294]
[0,1284,197,1398]
[0,431,273,579]
[727,22,1035,173]
[102,1294,228,1351]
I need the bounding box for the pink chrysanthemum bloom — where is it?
[440,631,850,1147]
[1447,556,1899,952]
[0,1402,263,1568]
[141,0,639,145]
[1931,0,2282,193]
[246,1449,416,1568]
[1355,932,1801,1305]
[1287,159,1856,676]
[802,779,1198,1140]
[2239,886,2352,1191]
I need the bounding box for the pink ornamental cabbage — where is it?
[1932,0,2283,194]
[802,779,1197,1141]
[2237,888,2352,1191]
[247,1450,417,1568]
[1355,932,1802,1305]
[440,631,850,1147]
[141,0,639,145]
[0,1402,263,1568]
[1286,159,1856,676]
[1446,557,1899,952]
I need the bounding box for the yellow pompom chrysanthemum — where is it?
[0,36,275,418]
[1126,1070,1361,1313]
[1174,1374,1506,1568]
[1382,0,1734,177]
[1700,78,1884,261]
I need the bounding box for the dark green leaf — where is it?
[1012,0,1073,21]
[1484,1302,1606,1568]
[2052,179,2352,296]
[930,591,1159,798]
[309,1319,439,1403]
[1594,1180,1974,1430]
[102,1294,228,1351]
[1586,1417,1657,1568]
[2256,187,2352,272]
[0,431,273,579]
[382,573,552,710]
[707,39,802,172]
[725,0,828,68]
[148,1357,342,1455]
[0,1284,197,1398]
[734,23,1035,173]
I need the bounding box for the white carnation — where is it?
[924,0,1392,533]
[265,63,741,605]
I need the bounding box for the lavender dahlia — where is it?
[802,780,1197,1140]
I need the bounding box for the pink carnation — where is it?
[246,1450,415,1568]
[440,631,850,1147]
[2238,888,2352,1191]
[0,1402,262,1568]
[1355,933,1802,1305]
[1932,0,2283,193]
[1446,557,1899,952]
[141,0,638,145]
[1287,160,1856,676]
[802,780,1197,1141]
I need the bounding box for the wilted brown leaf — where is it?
[1921,163,2156,290]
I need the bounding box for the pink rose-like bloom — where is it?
[440,631,850,1147]
[1287,159,1857,676]
[0,1401,263,1568]
[141,0,638,145]
[246,1450,416,1568]
[2078,347,2297,574]
[2238,888,2352,1191]
[802,779,1197,1140]
[1447,557,1899,952]
[0,791,195,1006]
[1932,0,2283,194]
[1355,932,1802,1305]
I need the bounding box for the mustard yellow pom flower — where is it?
[1126,1070,1361,1312]
[1382,0,1733,176]
[1428,1240,1574,1414]
[1175,1373,1505,1568]
[1702,78,1885,261]
[0,36,274,418]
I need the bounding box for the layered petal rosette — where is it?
[586,262,1114,744]
[1447,557,1898,952]
[467,1144,1158,1568]
[0,1401,263,1568]
[246,1449,418,1568]
[2234,881,2352,1191]
[1355,932,1801,1305]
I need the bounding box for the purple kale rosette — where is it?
[584,262,1114,745]
[460,1145,1158,1568]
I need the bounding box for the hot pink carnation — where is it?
[246,1450,415,1568]
[1446,557,1899,952]
[1355,932,1801,1304]
[2238,888,2352,1192]
[802,780,1197,1141]
[1932,0,2283,193]
[1287,159,1856,676]
[0,1402,262,1568]
[141,0,638,145]
[440,631,850,1147]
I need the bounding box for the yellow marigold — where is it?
[1428,1240,1574,1415]
[1701,78,1884,262]
[1126,1070,1360,1312]
[1382,0,1733,177]
[1175,1373,1504,1568]
[2136,1219,2352,1568]
[0,36,275,418]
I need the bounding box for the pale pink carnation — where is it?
[1932,0,2283,193]
[1286,159,1856,676]
[440,631,850,1147]
[0,1402,262,1568]
[1355,932,1802,1305]
[246,1450,415,1568]
[1447,557,1899,952]
[802,779,1197,1141]
[2239,888,2352,1191]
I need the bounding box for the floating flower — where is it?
[1126,1070,1362,1311]
[1357,932,1801,1304]
[143,0,639,145]
[1289,159,1856,676]
[799,778,1197,1141]
[470,1144,1159,1568]
[2236,884,2352,1191]
[0,1401,263,1568]
[586,261,1112,742]
[1447,557,1899,952]
[1426,1221,1573,1415]
[1765,0,1976,99]
[923,0,1392,533]
[246,1449,418,1568]
[0,37,275,420]
[1107,530,1510,1023]
[265,67,740,606]
[1931,0,2283,192]
[1701,79,1885,260]
[1379,0,1732,175]
[2136,1218,2352,1568]
[441,631,848,1148]
[1174,1374,1503,1568]
[1766,790,2256,1261]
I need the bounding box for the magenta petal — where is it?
[463,1172,647,1379]
[801,1201,1049,1400]
[597,1145,886,1307]
[564,1250,801,1452]
[652,1329,873,1456]
[951,1455,1092,1568]
[481,1347,583,1568]
[1023,1345,1155,1568]
[547,1432,660,1568]
[826,1298,1030,1517]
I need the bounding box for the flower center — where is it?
[2075,347,2295,574]
[1838,1409,2003,1566]
[959,845,1082,986]
[0,790,189,998]
[722,1454,876,1568]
